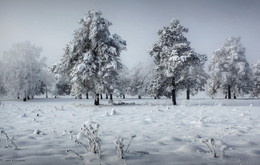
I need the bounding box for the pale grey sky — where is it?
[0,0,260,68]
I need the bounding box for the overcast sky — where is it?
[0,0,260,68]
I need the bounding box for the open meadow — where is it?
[0,96,260,165]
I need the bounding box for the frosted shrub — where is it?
[77,121,102,157]
[114,134,136,159]
[0,130,18,150]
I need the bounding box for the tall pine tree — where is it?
[149,19,201,105]
[52,11,126,105]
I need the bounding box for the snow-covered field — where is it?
[0,96,260,165]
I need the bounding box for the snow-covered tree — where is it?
[128,63,155,99]
[181,54,209,100]
[208,37,252,99]
[116,65,130,99]
[1,41,48,101]
[52,11,126,105]
[252,60,260,97]
[128,62,155,99]
[149,19,201,105]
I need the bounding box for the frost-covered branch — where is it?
[66,149,82,158]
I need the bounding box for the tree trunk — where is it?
[106,94,108,99]
[23,91,27,102]
[186,88,190,100]
[123,94,125,99]
[94,93,99,105]
[86,93,89,99]
[100,94,103,99]
[45,86,48,98]
[110,94,113,100]
[228,86,231,99]
[138,95,141,99]
[234,93,236,99]
[172,77,177,105]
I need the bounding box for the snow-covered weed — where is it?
[71,121,102,158]
[81,121,102,157]
[66,122,102,159]
[200,137,229,159]
[114,136,125,159]
[114,134,136,159]
[201,138,216,158]
[0,130,18,150]
[125,134,136,152]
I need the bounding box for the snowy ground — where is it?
[0,96,260,165]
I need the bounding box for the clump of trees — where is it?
[1,12,259,103]
[0,41,53,101]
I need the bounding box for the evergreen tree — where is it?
[208,37,252,99]
[149,19,200,105]
[52,11,126,105]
